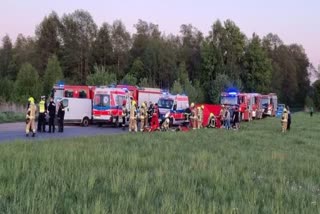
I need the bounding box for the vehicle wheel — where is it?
[98,123,102,127]
[82,117,90,127]
[114,117,120,128]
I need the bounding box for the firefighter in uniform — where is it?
[197,105,204,129]
[140,102,147,131]
[190,103,197,129]
[207,113,216,128]
[48,96,56,133]
[37,96,47,132]
[57,101,65,132]
[129,100,137,132]
[121,100,128,130]
[26,97,37,137]
[144,101,149,127]
[281,108,288,133]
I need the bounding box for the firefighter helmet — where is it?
[28,97,34,104]
[191,103,195,107]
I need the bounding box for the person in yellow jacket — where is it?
[129,100,137,132]
[26,97,37,137]
[190,103,197,129]
[37,96,47,132]
[197,105,204,129]
[281,108,288,133]
[144,101,149,127]
[139,102,147,131]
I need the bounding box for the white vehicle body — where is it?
[158,94,189,125]
[137,88,162,107]
[57,97,92,126]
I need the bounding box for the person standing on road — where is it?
[287,106,291,131]
[129,100,137,132]
[121,100,128,130]
[139,102,147,131]
[37,96,47,132]
[26,97,37,137]
[57,101,65,132]
[48,96,56,133]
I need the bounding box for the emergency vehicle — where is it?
[116,85,162,107]
[92,87,129,126]
[247,93,263,119]
[260,93,278,117]
[158,93,189,125]
[220,91,251,121]
[51,82,95,126]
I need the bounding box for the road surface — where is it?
[0,122,125,143]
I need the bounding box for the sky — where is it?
[1,0,319,71]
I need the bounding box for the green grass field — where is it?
[0,113,319,213]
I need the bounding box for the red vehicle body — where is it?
[260,93,278,117]
[220,92,251,121]
[52,84,95,100]
[195,104,222,128]
[247,93,263,119]
[116,85,162,107]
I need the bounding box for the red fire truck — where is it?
[220,91,251,121]
[247,93,263,119]
[261,93,278,117]
[116,85,162,107]
[195,104,222,128]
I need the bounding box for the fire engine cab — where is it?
[261,93,278,117]
[92,87,129,126]
[247,93,263,119]
[220,91,251,121]
[158,93,189,125]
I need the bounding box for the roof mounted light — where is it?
[228,92,237,95]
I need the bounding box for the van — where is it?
[56,97,92,126]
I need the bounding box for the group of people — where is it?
[122,97,162,132]
[218,105,240,130]
[25,96,66,137]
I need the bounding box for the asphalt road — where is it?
[0,122,126,143]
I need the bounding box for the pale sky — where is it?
[1,0,319,69]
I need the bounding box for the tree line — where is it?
[0,9,318,108]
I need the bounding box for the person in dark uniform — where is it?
[57,101,65,132]
[147,102,154,125]
[121,100,128,130]
[48,96,56,133]
[232,106,240,130]
[287,106,291,131]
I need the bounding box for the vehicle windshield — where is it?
[158,99,174,109]
[261,98,269,107]
[94,94,110,107]
[220,96,238,105]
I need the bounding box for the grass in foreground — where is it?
[0,113,319,213]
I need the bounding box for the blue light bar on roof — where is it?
[228,92,237,95]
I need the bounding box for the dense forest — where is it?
[0,10,319,108]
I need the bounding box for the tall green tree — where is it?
[179,24,203,80]
[35,11,61,76]
[242,34,272,93]
[92,22,113,67]
[43,55,63,96]
[111,20,131,77]
[14,63,42,102]
[0,35,14,79]
[60,10,97,84]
